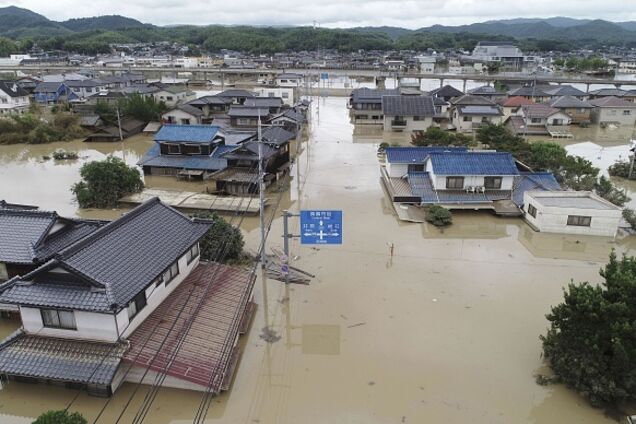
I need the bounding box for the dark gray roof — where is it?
[137,144,227,173]
[507,86,550,97]
[215,89,255,99]
[457,105,503,116]
[0,81,28,97]
[221,141,278,161]
[429,85,464,99]
[467,85,503,96]
[187,95,231,106]
[381,95,436,117]
[244,97,283,108]
[64,79,104,88]
[450,94,497,106]
[549,96,593,109]
[262,126,294,146]
[588,88,627,97]
[351,88,400,104]
[176,104,204,117]
[34,82,65,93]
[0,330,127,385]
[0,199,211,311]
[228,106,270,117]
[544,85,586,97]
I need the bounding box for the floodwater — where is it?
[0,96,635,423]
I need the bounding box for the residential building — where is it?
[507,86,551,102]
[227,106,270,128]
[381,95,436,133]
[254,86,294,106]
[349,88,399,125]
[469,41,527,71]
[449,95,504,132]
[244,97,284,115]
[64,79,107,99]
[549,96,594,124]
[0,81,30,115]
[267,108,305,135]
[543,85,587,100]
[429,85,463,102]
[497,96,535,118]
[214,89,255,105]
[589,96,636,125]
[275,73,302,88]
[83,118,145,142]
[161,104,204,125]
[467,85,506,101]
[152,85,195,107]
[523,191,622,237]
[33,82,78,104]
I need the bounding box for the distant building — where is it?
[0,81,30,115]
[469,41,529,71]
[589,96,636,125]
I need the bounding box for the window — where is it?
[282,93,289,98]
[567,215,592,227]
[128,291,147,320]
[166,143,180,155]
[181,118,191,125]
[623,110,632,116]
[166,96,174,101]
[163,261,179,285]
[41,309,76,330]
[86,88,93,93]
[531,117,542,124]
[413,116,425,121]
[187,243,200,264]
[527,204,537,218]
[408,164,425,172]
[268,92,275,97]
[446,176,464,189]
[484,176,503,189]
[462,116,472,122]
[182,144,202,155]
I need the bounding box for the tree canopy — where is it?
[411,127,475,147]
[71,156,143,208]
[190,211,246,264]
[33,410,87,424]
[541,251,636,407]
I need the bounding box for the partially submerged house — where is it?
[349,88,400,125]
[83,118,145,142]
[381,95,436,133]
[523,191,622,237]
[507,104,572,136]
[161,104,204,125]
[429,85,464,102]
[0,81,30,115]
[228,106,270,128]
[549,96,594,124]
[138,124,228,179]
[244,97,284,115]
[450,95,504,132]
[0,198,256,396]
[589,96,636,126]
[33,82,78,104]
[381,147,560,216]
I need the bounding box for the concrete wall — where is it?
[387,162,410,178]
[523,193,621,237]
[21,306,118,342]
[591,107,636,125]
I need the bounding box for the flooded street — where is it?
[0,96,635,423]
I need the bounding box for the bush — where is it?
[71,156,143,208]
[595,176,631,207]
[608,160,636,180]
[411,127,474,147]
[623,209,636,230]
[190,211,246,264]
[33,410,87,424]
[0,112,85,145]
[52,150,79,160]
[424,205,453,227]
[540,251,636,407]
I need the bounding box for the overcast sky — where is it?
[5,0,636,28]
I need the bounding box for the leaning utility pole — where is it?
[116,107,123,141]
[258,114,266,267]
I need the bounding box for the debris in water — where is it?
[432,298,438,302]
[348,322,366,328]
[368,381,375,386]
[340,314,348,320]
[259,327,281,343]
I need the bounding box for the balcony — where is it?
[391,119,407,128]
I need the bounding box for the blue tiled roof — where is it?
[512,172,561,206]
[385,147,468,164]
[138,144,227,171]
[428,152,519,176]
[154,124,221,143]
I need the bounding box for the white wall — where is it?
[21,306,119,342]
[382,116,433,132]
[452,110,503,132]
[254,87,294,105]
[118,247,201,339]
[592,108,636,125]
[523,193,621,237]
[162,109,201,124]
[428,163,514,190]
[387,162,409,178]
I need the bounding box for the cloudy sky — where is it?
[4,0,636,28]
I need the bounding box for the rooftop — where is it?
[526,191,621,211]
[381,95,436,117]
[385,146,468,164]
[154,124,221,144]
[428,152,519,176]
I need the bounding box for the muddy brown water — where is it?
[0,96,634,423]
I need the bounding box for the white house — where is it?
[275,73,302,88]
[161,104,204,125]
[153,85,196,107]
[523,191,622,237]
[450,95,504,133]
[425,151,518,191]
[0,81,30,115]
[381,95,436,133]
[254,86,294,106]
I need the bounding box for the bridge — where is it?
[1,65,634,91]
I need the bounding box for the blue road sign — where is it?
[320,72,329,80]
[300,210,342,245]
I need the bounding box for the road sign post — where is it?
[300,210,343,245]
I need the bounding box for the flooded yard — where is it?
[0,96,634,423]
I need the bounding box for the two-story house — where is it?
[33,82,78,104]
[349,88,400,125]
[64,79,107,99]
[0,81,30,115]
[450,95,504,132]
[138,124,229,178]
[381,95,436,133]
[0,198,214,396]
[227,106,270,128]
[549,96,594,124]
[589,96,636,126]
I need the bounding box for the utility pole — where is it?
[116,107,123,141]
[629,137,636,180]
[258,114,266,267]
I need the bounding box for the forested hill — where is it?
[0,7,635,55]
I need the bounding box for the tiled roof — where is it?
[499,96,535,107]
[215,89,255,98]
[507,86,550,97]
[588,96,636,108]
[429,85,464,98]
[176,104,204,117]
[512,172,561,206]
[154,124,221,143]
[521,104,561,118]
[1,199,212,311]
[381,95,436,117]
[244,97,283,108]
[549,96,593,109]
[385,147,468,163]
[138,143,227,171]
[0,282,110,311]
[428,152,519,176]
[261,126,294,146]
[351,88,400,104]
[0,209,57,264]
[450,94,496,106]
[227,106,270,117]
[544,85,586,97]
[468,85,502,96]
[187,95,231,106]
[457,105,503,116]
[0,81,28,97]
[221,141,278,161]
[588,88,627,97]
[0,330,127,385]
[34,221,105,260]
[33,82,65,93]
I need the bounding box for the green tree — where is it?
[33,410,87,424]
[622,209,636,230]
[540,252,636,407]
[411,127,474,147]
[118,94,166,122]
[559,155,599,191]
[529,142,567,172]
[190,211,246,263]
[476,123,532,163]
[608,160,636,180]
[71,156,143,208]
[595,176,631,207]
[424,205,453,227]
